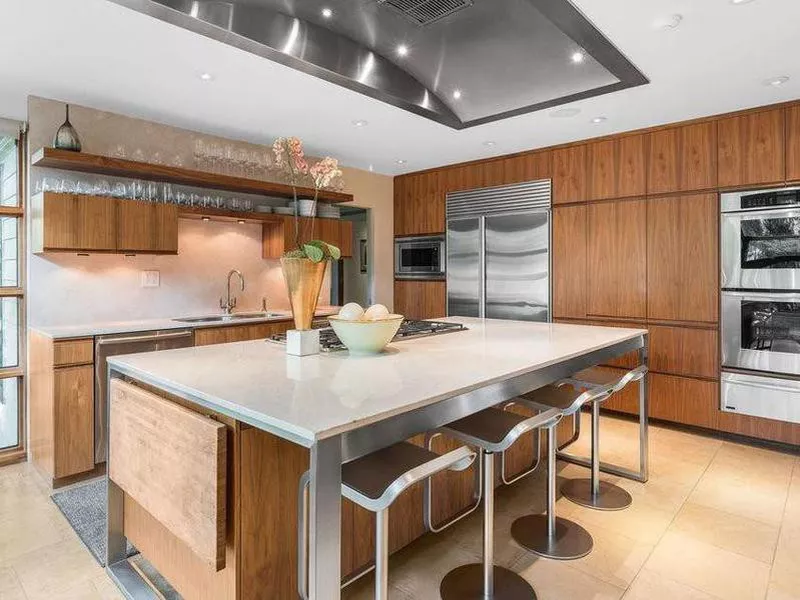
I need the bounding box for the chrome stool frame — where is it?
[558,349,650,486]
[298,442,475,600]
[437,407,562,600]
[559,364,648,511]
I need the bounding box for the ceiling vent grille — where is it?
[376,0,474,26]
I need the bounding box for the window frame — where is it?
[0,129,25,463]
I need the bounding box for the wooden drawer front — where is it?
[53,338,93,367]
[53,365,95,478]
[650,374,719,429]
[650,326,718,380]
[194,322,291,346]
[110,379,227,570]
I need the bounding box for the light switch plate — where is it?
[141,270,160,288]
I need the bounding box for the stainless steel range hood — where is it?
[109,0,648,129]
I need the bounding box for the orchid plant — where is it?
[273,137,343,263]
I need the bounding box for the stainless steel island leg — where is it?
[308,435,343,600]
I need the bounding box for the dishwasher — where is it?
[94,329,194,463]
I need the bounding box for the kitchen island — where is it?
[105,317,647,600]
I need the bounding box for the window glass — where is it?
[0,137,17,207]
[0,377,19,450]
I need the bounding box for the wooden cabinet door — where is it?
[787,105,800,182]
[586,199,647,319]
[718,109,785,188]
[552,145,587,204]
[117,201,178,253]
[648,123,717,194]
[552,205,587,319]
[647,194,718,323]
[42,193,117,251]
[53,365,94,478]
[617,134,647,198]
[647,128,679,195]
[393,280,446,320]
[394,173,445,236]
[586,140,616,201]
[338,220,353,258]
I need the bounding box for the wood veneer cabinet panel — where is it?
[117,202,179,253]
[41,193,117,251]
[718,108,785,188]
[552,145,587,204]
[681,121,718,192]
[650,374,719,429]
[53,365,95,478]
[194,322,291,346]
[647,128,679,194]
[787,105,800,182]
[617,134,647,198]
[586,140,616,201]
[586,199,647,319]
[649,325,719,380]
[393,280,446,320]
[647,194,718,323]
[53,338,93,367]
[503,151,552,184]
[552,205,587,319]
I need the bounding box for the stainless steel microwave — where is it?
[395,235,445,279]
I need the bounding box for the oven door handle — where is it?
[723,207,800,219]
[725,379,800,394]
[722,290,800,302]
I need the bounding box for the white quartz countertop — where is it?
[30,307,340,339]
[107,317,646,445]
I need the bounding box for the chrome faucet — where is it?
[220,269,245,314]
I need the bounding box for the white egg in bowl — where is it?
[327,313,405,355]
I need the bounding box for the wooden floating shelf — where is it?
[31,147,353,204]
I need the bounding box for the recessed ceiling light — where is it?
[571,51,585,64]
[199,72,213,81]
[731,0,755,4]
[483,141,496,147]
[396,44,409,57]
[396,159,407,165]
[550,107,581,118]
[453,89,462,100]
[654,14,683,30]
[321,7,333,18]
[591,116,607,124]
[352,119,369,127]
[368,164,374,172]
[764,76,790,87]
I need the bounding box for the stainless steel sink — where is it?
[173,312,287,324]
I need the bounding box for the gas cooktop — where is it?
[268,319,467,352]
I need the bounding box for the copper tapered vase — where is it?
[281,257,327,331]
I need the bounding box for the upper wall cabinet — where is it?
[552,205,587,319]
[394,173,445,236]
[787,105,800,182]
[586,199,647,319]
[647,122,717,195]
[552,145,587,205]
[31,192,178,254]
[262,216,353,259]
[586,135,647,201]
[718,108,785,188]
[647,193,718,323]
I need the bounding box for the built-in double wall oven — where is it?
[720,186,800,425]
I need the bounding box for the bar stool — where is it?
[297,441,476,600]
[438,406,562,600]
[508,385,595,560]
[558,366,648,511]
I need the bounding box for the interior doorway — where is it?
[330,206,370,307]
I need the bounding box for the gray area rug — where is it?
[51,479,181,599]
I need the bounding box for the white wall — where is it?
[26,97,393,328]
[342,212,369,306]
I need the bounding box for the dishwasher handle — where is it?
[96,330,194,346]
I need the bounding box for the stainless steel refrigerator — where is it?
[446,180,551,321]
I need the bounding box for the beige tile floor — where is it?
[0,413,797,600]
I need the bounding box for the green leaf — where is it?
[326,243,341,260]
[302,243,325,263]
